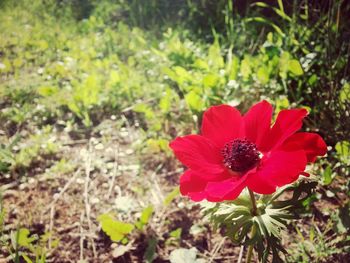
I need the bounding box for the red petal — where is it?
[188,192,207,202]
[243,100,273,148]
[169,135,224,178]
[280,132,327,162]
[204,175,248,202]
[179,170,207,196]
[247,150,307,194]
[260,108,308,152]
[246,171,276,195]
[179,170,233,202]
[301,171,310,177]
[201,105,243,148]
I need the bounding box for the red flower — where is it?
[169,100,327,202]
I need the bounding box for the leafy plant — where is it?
[97,214,134,243]
[1,227,59,263]
[202,181,318,262]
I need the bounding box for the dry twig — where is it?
[83,144,97,258]
[106,146,119,199]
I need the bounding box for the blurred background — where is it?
[0,0,349,262]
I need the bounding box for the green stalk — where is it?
[246,238,254,263]
[246,189,258,263]
[248,188,258,216]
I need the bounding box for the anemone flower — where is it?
[170,100,327,202]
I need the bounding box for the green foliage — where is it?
[144,237,157,263]
[0,195,4,233]
[135,206,154,230]
[202,181,318,262]
[163,187,180,206]
[5,227,58,263]
[0,135,20,173]
[97,214,134,243]
[169,228,182,240]
[335,141,350,166]
[286,220,349,263]
[13,127,59,170]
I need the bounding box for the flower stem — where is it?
[248,188,257,216]
[246,189,258,263]
[246,239,254,263]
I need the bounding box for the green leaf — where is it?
[245,17,285,37]
[159,88,172,113]
[162,67,178,82]
[336,204,350,233]
[173,66,192,85]
[22,254,33,263]
[288,59,304,76]
[37,86,59,97]
[135,206,154,230]
[193,59,209,70]
[170,228,182,239]
[140,206,153,225]
[322,165,333,185]
[17,228,37,248]
[308,74,318,86]
[144,237,157,262]
[207,41,224,69]
[275,97,290,113]
[109,70,120,85]
[185,90,204,112]
[339,82,350,105]
[163,187,180,206]
[97,214,134,242]
[202,74,219,88]
[335,141,350,164]
[240,56,252,79]
[134,103,155,120]
[11,228,36,253]
[257,67,269,84]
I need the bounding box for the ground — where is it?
[1,117,348,262]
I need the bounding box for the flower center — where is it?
[221,138,260,173]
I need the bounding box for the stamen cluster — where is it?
[222,138,260,173]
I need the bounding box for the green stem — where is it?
[246,224,257,263]
[246,189,258,263]
[248,188,258,216]
[246,240,254,263]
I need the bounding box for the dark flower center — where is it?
[221,138,260,173]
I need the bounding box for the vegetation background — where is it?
[0,0,349,262]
